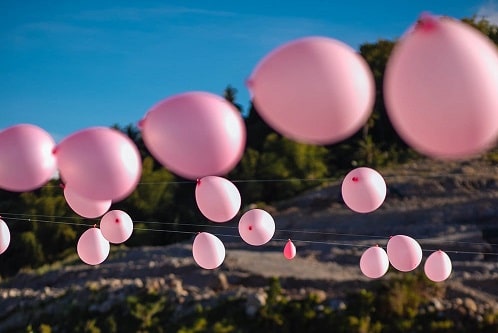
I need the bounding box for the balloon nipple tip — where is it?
[137,119,145,130]
[417,12,439,31]
[352,176,359,182]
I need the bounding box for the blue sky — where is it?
[0,1,495,141]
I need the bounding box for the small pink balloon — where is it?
[55,127,142,201]
[64,185,112,218]
[387,235,423,272]
[195,176,241,223]
[140,91,246,180]
[360,245,389,279]
[283,239,296,260]
[424,250,452,282]
[0,124,57,192]
[341,167,387,213]
[384,15,498,159]
[238,209,275,246]
[0,219,10,255]
[100,210,134,244]
[77,228,110,265]
[248,36,375,144]
[192,232,225,269]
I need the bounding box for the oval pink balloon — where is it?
[384,15,498,159]
[341,167,387,213]
[238,209,275,246]
[248,36,375,145]
[140,92,246,180]
[77,228,110,265]
[283,239,296,260]
[360,245,389,279]
[64,185,112,218]
[387,235,423,272]
[424,250,452,282]
[0,219,10,255]
[0,124,57,192]
[100,210,134,244]
[192,232,225,269]
[55,127,142,201]
[195,176,241,223]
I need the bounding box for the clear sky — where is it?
[0,1,495,142]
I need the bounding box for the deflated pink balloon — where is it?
[360,245,389,279]
[140,92,246,180]
[248,36,375,145]
[283,239,296,260]
[384,15,498,159]
[0,124,57,192]
[424,250,452,282]
[387,235,422,272]
[238,209,275,246]
[0,219,10,255]
[77,228,110,265]
[341,167,387,213]
[100,210,133,244]
[64,185,112,218]
[192,232,226,269]
[55,127,142,201]
[195,176,241,223]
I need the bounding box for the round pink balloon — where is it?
[238,209,275,246]
[100,210,134,244]
[283,239,296,260]
[77,228,110,265]
[140,92,246,180]
[248,36,375,145]
[64,185,112,218]
[0,219,10,255]
[360,245,389,279]
[0,124,57,192]
[195,176,241,223]
[192,232,226,269]
[341,167,387,213]
[384,15,498,159]
[387,235,423,272]
[55,127,142,201]
[424,250,452,282]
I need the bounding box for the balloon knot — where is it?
[115,218,120,223]
[352,176,359,182]
[196,178,201,186]
[93,224,97,228]
[52,146,58,155]
[416,12,439,32]
[248,225,253,231]
[59,183,65,189]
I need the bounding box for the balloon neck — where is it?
[416,12,439,32]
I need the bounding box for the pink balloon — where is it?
[384,15,498,159]
[77,228,110,265]
[238,209,275,246]
[360,245,389,279]
[140,92,246,180]
[195,176,241,223]
[283,239,296,260]
[0,124,57,192]
[64,185,112,218]
[424,250,452,282]
[248,36,375,145]
[55,127,142,201]
[387,235,422,272]
[341,167,386,213]
[192,232,225,269]
[100,210,134,244]
[0,219,10,255]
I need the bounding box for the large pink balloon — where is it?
[140,92,246,180]
[360,245,389,279]
[0,219,10,255]
[195,176,241,223]
[100,210,134,244]
[0,124,57,192]
[64,185,112,218]
[248,36,375,145]
[424,250,452,282]
[238,209,275,246]
[77,228,110,265]
[55,127,142,201]
[387,235,423,272]
[192,232,225,269]
[283,239,296,260]
[341,167,386,213]
[384,15,498,159]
